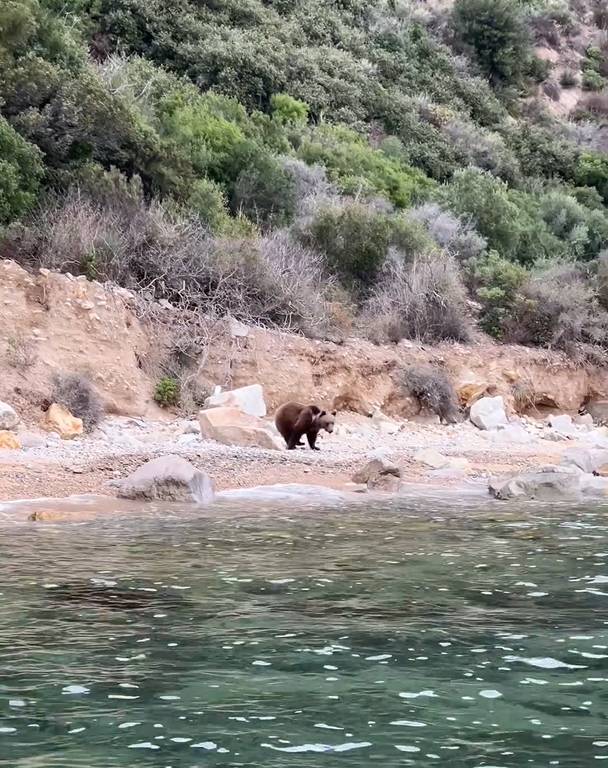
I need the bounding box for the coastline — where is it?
[0,411,573,516]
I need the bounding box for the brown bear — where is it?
[274,402,337,451]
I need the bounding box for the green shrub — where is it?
[0,116,43,224]
[453,0,532,86]
[583,69,605,91]
[300,202,393,291]
[271,93,308,124]
[576,151,608,203]
[439,168,522,260]
[154,377,180,407]
[468,251,528,338]
[297,124,434,208]
[231,154,296,228]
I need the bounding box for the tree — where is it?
[453,0,531,87]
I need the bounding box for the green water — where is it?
[1,497,608,767]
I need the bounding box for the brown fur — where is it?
[274,401,337,450]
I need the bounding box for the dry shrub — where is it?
[362,250,471,344]
[51,372,104,430]
[401,365,461,424]
[503,262,608,362]
[407,203,487,262]
[6,333,37,371]
[579,91,608,116]
[542,79,562,101]
[5,193,334,336]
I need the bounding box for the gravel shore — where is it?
[0,412,573,502]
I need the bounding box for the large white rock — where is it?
[117,455,215,504]
[562,448,608,474]
[218,484,347,505]
[0,401,19,431]
[548,414,577,436]
[489,469,582,500]
[199,407,282,450]
[204,384,266,417]
[414,448,449,469]
[470,396,508,431]
[489,423,534,445]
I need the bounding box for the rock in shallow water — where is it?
[116,455,215,504]
[217,484,348,505]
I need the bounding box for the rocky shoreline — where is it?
[2,387,608,521]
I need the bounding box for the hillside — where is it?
[3,0,608,397]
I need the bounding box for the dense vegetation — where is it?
[3,0,608,361]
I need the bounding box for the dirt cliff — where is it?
[0,260,606,425]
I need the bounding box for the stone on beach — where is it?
[0,401,19,431]
[198,407,282,450]
[45,404,83,440]
[203,384,267,418]
[116,455,215,504]
[470,396,508,431]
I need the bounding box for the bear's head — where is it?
[317,409,337,434]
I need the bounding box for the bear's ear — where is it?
[310,405,321,414]
[331,410,337,416]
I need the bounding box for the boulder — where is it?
[228,317,250,339]
[0,431,21,450]
[562,448,608,475]
[203,384,267,418]
[414,448,449,469]
[0,401,19,431]
[489,469,582,501]
[574,413,594,428]
[583,400,608,426]
[17,431,47,449]
[470,396,508,431]
[218,484,347,505]
[117,455,215,504]
[548,414,577,436]
[45,404,83,439]
[489,423,534,445]
[198,407,282,450]
[352,456,401,489]
[371,409,400,435]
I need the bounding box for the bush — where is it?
[0,116,44,225]
[297,124,434,208]
[583,69,606,91]
[51,372,104,430]
[401,366,461,424]
[362,249,471,344]
[468,251,528,338]
[439,168,522,259]
[298,201,395,292]
[442,118,521,183]
[503,261,608,359]
[270,93,309,124]
[407,203,488,262]
[560,69,578,88]
[3,193,333,335]
[453,0,532,86]
[231,154,297,228]
[154,377,180,407]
